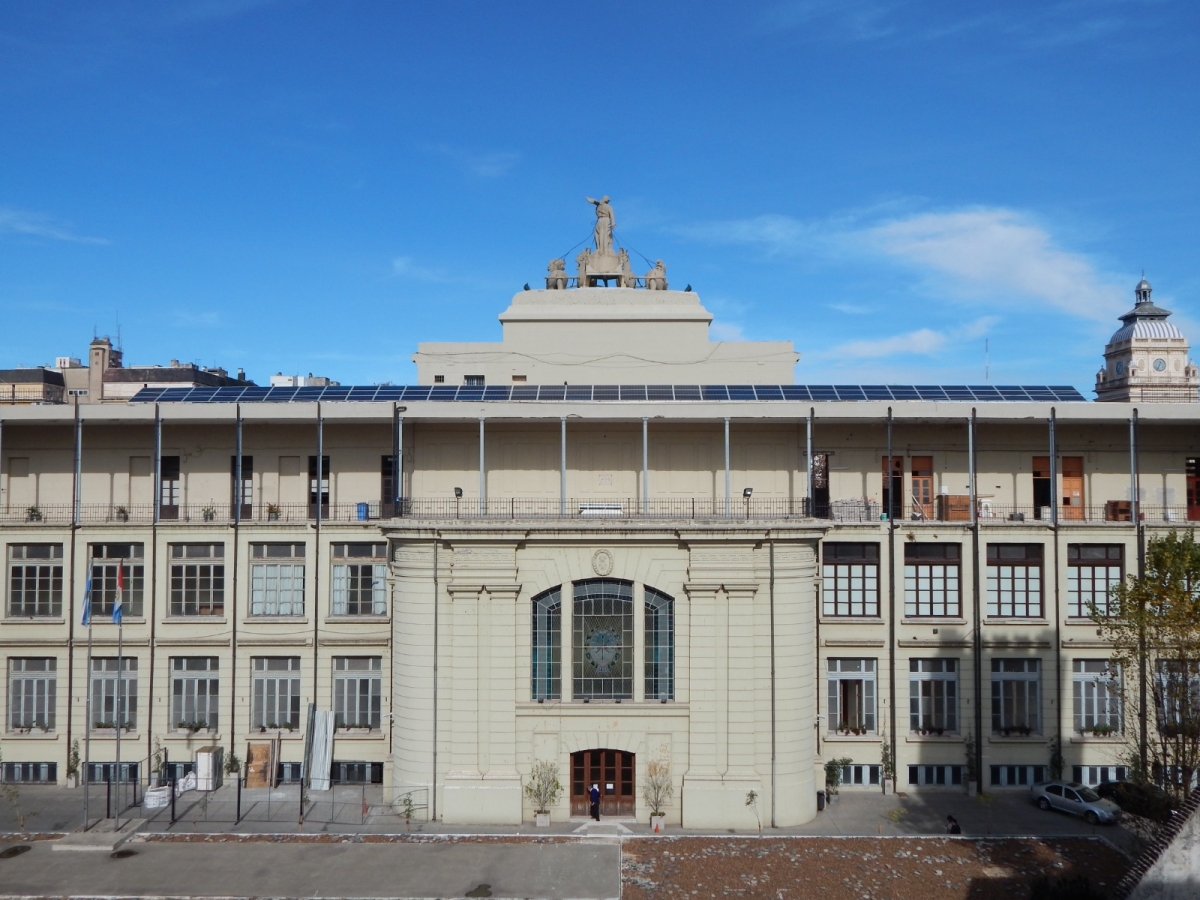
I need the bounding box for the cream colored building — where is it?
[3,218,1200,830]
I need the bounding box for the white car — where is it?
[1030,780,1122,824]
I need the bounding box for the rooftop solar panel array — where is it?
[127,384,1088,404]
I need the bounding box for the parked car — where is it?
[1094,781,1179,823]
[1030,781,1122,824]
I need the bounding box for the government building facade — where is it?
[2,203,1199,829]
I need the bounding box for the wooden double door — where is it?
[571,749,635,817]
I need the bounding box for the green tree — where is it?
[1095,529,1200,800]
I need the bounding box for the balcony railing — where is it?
[2,500,1195,526]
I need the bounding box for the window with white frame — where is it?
[169,543,225,616]
[986,544,1043,617]
[531,587,561,701]
[644,587,675,701]
[1156,659,1200,737]
[908,765,963,786]
[331,543,387,615]
[840,764,881,786]
[573,579,634,700]
[332,657,382,729]
[1067,545,1123,617]
[250,543,306,616]
[904,543,961,617]
[1073,659,1121,735]
[1073,765,1127,787]
[1,762,57,783]
[828,658,876,733]
[991,658,1040,734]
[990,764,1045,786]
[910,658,957,733]
[7,658,56,731]
[252,657,300,729]
[90,543,144,618]
[171,657,219,732]
[822,543,879,616]
[90,657,137,731]
[7,544,63,617]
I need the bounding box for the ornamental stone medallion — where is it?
[592,549,614,576]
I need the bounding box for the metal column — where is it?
[805,410,814,516]
[234,406,243,524]
[1049,409,1058,526]
[723,417,731,517]
[478,417,486,516]
[560,417,567,517]
[153,405,162,525]
[72,408,82,525]
[642,417,649,515]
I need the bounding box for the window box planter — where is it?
[535,811,551,828]
[336,727,373,735]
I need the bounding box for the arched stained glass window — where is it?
[573,579,633,700]
[644,587,674,701]
[531,587,561,701]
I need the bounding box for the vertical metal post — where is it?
[885,407,896,781]
[395,409,404,514]
[1132,409,1147,774]
[806,410,814,516]
[234,405,243,523]
[968,411,977,525]
[970,408,983,786]
[73,408,82,524]
[642,417,649,515]
[115,623,123,830]
[478,417,486,516]
[236,770,242,824]
[170,774,176,824]
[1049,410,1058,526]
[723,417,731,518]
[560,416,567,517]
[1130,410,1140,524]
[153,405,162,525]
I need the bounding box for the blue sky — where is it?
[2,0,1198,390]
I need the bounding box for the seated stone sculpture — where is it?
[546,258,567,290]
[646,259,668,291]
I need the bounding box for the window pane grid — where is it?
[903,563,960,617]
[991,659,1040,733]
[90,657,137,730]
[90,561,144,618]
[331,564,387,615]
[8,658,56,731]
[8,562,64,616]
[332,657,381,729]
[531,588,562,701]
[573,579,633,700]
[823,563,879,616]
[986,564,1042,617]
[171,657,219,731]
[827,658,877,732]
[252,657,301,729]
[251,563,306,615]
[169,546,225,616]
[1068,564,1122,617]
[644,587,675,701]
[909,659,957,732]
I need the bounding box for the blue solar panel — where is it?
[128,382,1089,404]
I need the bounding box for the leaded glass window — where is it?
[531,587,561,701]
[644,587,674,701]
[573,579,632,700]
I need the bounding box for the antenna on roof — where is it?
[985,338,990,384]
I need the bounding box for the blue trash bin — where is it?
[356,502,369,521]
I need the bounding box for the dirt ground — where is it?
[620,836,1127,900]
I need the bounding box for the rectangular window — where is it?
[990,764,1046,786]
[1032,456,1051,519]
[882,455,903,520]
[230,455,253,519]
[252,657,301,730]
[822,543,880,616]
[1073,765,1127,787]
[573,579,634,700]
[1,762,57,783]
[1067,545,1123,617]
[331,761,385,784]
[1073,659,1121,735]
[908,765,963,786]
[531,588,562,701]
[644,587,675,701]
[7,543,64,617]
[909,658,957,733]
[308,455,330,518]
[86,762,139,784]
[986,544,1044,617]
[1188,457,1199,522]
[250,543,306,616]
[89,543,144,618]
[332,657,382,729]
[840,764,881,786]
[827,658,876,733]
[381,455,398,518]
[8,658,56,731]
[330,543,386,616]
[171,657,219,732]
[911,455,933,520]
[464,375,485,386]
[1156,659,1200,736]
[160,455,181,520]
[91,657,137,731]
[991,658,1040,734]
[903,543,961,617]
[169,543,225,616]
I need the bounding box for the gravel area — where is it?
[621,836,1127,900]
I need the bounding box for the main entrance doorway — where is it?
[571,749,635,817]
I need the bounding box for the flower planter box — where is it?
[535,812,551,828]
[650,814,666,834]
[967,780,978,797]
[337,727,372,735]
[65,774,78,789]
[882,778,894,795]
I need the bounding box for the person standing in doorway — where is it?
[589,783,601,821]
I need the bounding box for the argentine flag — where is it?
[112,562,124,625]
[80,576,93,626]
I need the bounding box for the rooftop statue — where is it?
[586,196,614,255]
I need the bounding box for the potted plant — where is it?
[824,756,852,804]
[25,506,42,522]
[880,730,896,795]
[964,731,979,797]
[114,505,129,523]
[398,791,416,831]
[524,759,562,827]
[642,758,673,832]
[202,505,216,522]
[267,504,281,521]
[65,739,81,789]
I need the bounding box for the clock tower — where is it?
[1095,277,1199,402]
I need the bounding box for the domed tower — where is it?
[1095,277,1199,402]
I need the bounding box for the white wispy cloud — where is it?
[0,205,109,245]
[710,321,747,341]
[428,144,520,179]
[819,315,1000,360]
[390,255,448,282]
[829,302,872,315]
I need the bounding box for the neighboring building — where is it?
[269,373,341,387]
[1095,277,1200,403]
[0,368,65,404]
[2,203,1199,830]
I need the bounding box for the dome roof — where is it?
[1136,277,1152,293]
[1107,276,1185,345]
